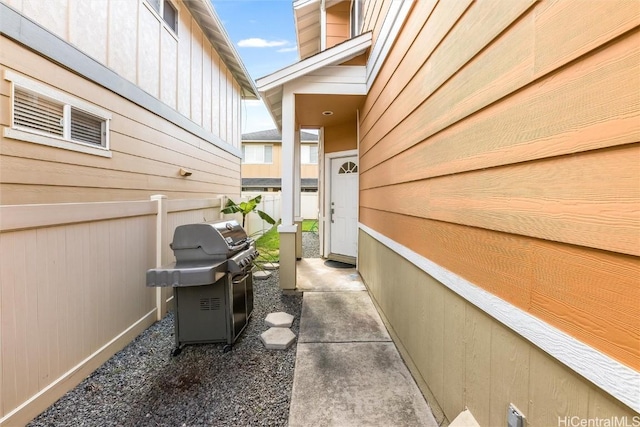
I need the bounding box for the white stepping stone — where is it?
[260,327,296,350]
[253,270,272,280]
[265,311,294,328]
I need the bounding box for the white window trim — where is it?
[143,0,179,39]
[301,144,319,164]
[4,70,112,158]
[242,144,273,164]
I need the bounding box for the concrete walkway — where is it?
[288,258,438,427]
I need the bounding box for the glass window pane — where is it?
[264,145,273,163]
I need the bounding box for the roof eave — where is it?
[185,0,259,100]
[255,32,372,130]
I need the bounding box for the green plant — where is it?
[302,219,318,233]
[221,195,276,229]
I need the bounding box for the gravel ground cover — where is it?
[29,232,319,427]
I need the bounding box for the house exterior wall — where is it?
[241,142,318,179]
[358,0,639,421]
[359,231,639,425]
[361,0,390,44]
[0,0,244,205]
[324,121,357,153]
[325,1,350,48]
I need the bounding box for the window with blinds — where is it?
[12,85,108,149]
[14,88,64,137]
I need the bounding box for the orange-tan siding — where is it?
[325,1,350,48]
[359,0,640,378]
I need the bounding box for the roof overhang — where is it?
[186,0,259,99]
[256,32,372,129]
[293,0,351,60]
[293,0,321,60]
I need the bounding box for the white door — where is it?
[330,156,358,259]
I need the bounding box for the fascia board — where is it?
[256,32,372,93]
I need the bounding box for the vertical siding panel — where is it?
[423,276,445,404]
[219,64,227,141]
[191,28,203,126]
[464,305,492,426]
[69,0,108,63]
[442,292,465,420]
[211,48,221,137]
[138,5,161,97]
[528,347,590,425]
[177,14,191,117]
[64,225,84,365]
[488,323,531,426]
[108,0,138,83]
[202,45,213,133]
[21,0,68,40]
[160,29,178,109]
[226,69,233,144]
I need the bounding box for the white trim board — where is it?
[359,223,640,412]
[256,32,372,93]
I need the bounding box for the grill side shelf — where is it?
[146,260,227,287]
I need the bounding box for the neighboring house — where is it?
[241,128,319,191]
[257,0,640,424]
[0,0,257,424]
[0,0,257,204]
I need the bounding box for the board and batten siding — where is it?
[0,37,241,204]
[358,0,640,421]
[0,0,244,205]
[1,0,242,147]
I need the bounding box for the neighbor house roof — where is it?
[186,0,259,99]
[242,178,318,189]
[242,129,319,142]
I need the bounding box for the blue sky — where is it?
[211,0,299,134]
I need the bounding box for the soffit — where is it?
[295,94,363,128]
[256,32,372,130]
[293,0,321,60]
[185,0,259,99]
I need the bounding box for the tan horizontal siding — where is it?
[1,39,241,204]
[360,208,640,371]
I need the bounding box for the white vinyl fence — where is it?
[0,196,227,426]
[240,192,319,237]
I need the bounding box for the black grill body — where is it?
[146,219,258,354]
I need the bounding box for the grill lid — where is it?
[170,220,247,256]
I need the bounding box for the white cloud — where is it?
[277,46,298,53]
[238,38,288,48]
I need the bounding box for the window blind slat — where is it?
[14,88,64,136]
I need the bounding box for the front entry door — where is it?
[329,156,358,261]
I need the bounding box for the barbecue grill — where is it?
[146,219,258,354]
